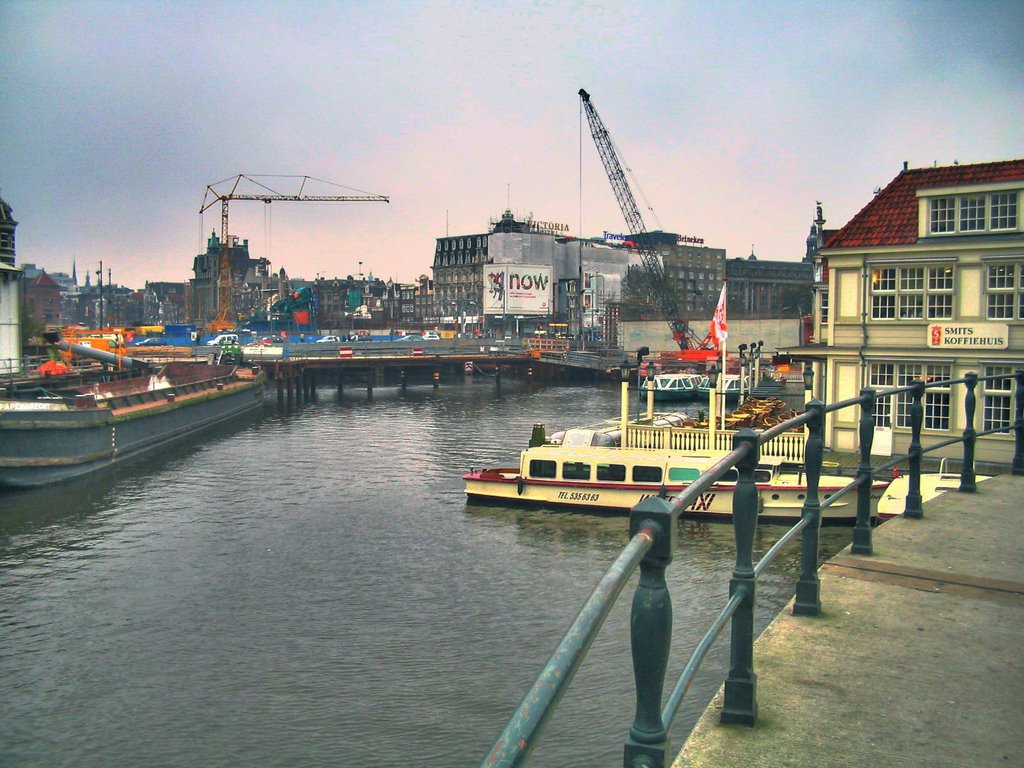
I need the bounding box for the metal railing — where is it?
[479,370,1024,768]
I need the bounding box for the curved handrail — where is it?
[480,369,1024,768]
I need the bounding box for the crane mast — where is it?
[578,88,694,349]
[200,174,389,330]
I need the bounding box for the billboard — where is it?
[483,264,551,316]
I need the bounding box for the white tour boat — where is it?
[464,426,891,524]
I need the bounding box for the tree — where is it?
[19,304,44,346]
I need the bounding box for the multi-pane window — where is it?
[991,193,1018,230]
[927,191,1020,234]
[983,366,1015,433]
[869,364,895,426]
[959,195,986,231]
[820,289,829,325]
[871,265,954,320]
[986,262,1024,320]
[869,363,952,431]
[929,197,955,234]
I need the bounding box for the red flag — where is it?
[710,284,728,347]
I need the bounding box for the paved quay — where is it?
[674,473,1024,768]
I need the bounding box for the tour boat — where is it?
[651,372,706,401]
[464,426,891,524]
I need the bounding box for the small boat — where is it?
[697,374,741,401]
[877,465,993,520]
[651,372,706,401]
[464,426,890,524]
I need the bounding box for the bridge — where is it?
[235,339,626,402]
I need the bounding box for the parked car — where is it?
[422,332,441,341]
[206,334,239,346]
[317,335,342,343]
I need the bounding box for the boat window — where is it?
[596,463,626,482]
[668,467,702,482]
[562,461,591,481]
[632,465,663,483]
[529,459,557,478]
[719,468,774,483]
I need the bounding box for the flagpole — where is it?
[720,280,727,432]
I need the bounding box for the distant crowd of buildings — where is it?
[4,200,819,342]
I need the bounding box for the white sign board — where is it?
[927,323,1008,349]
[483,264,552,316]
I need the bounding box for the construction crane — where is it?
[578,88,710,352]
[200,174,389,330]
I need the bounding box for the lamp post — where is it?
[738,343,748,401]
[707,363,720,446]
[620,358,632,447]
[646,364,656,421]
[753,340,764,388]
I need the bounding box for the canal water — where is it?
[1,379,853,767]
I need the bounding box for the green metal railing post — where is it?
[720,429,760,726]
[794,399,824,612]
[904,380,925,519]
[961,373,978,492]
[853,389,876,555]
[1013,370,1024,476]
[624,496,679,768]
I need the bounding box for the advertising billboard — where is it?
[483,264,551,316]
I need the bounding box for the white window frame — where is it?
[871,265,954,320]
[982,366,1015,433]
[925,190,1021,236]
[869,362,953,431]
[985,261,1024,320]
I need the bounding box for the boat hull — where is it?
[464,471,884,524]
[0,368,265,488]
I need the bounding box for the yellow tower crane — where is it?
[200,174,389,331]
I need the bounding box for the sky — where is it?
[2,0,1023,289]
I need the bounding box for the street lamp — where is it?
[620,357,632,447]
[738,343,748,401]
[803,360,814,401]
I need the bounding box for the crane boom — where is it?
[199,175,389,330]
[578,88,697,350]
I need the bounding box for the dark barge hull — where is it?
[0,363,265,488]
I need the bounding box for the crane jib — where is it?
[578,88,697,350]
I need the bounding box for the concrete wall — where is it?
[621,318,802,356]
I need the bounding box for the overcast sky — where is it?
[2,0,1022,288]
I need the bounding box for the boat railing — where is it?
[479,369,1024,768]
[626,422,807,462]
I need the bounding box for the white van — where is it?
[206,334,239,346]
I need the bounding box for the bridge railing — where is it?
[479,369,1024,768]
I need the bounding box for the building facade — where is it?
[798,159,1024,465]
[0,191,21,372]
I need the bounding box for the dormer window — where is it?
[923,188,1020,236]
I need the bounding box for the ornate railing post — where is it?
[720,429,760,726]
[624,496,678,768]
[853,389,875,554]
[961,373,978,492]
[1014,370,1024,476]
[904,381,925,519]
[795,399,824,612]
